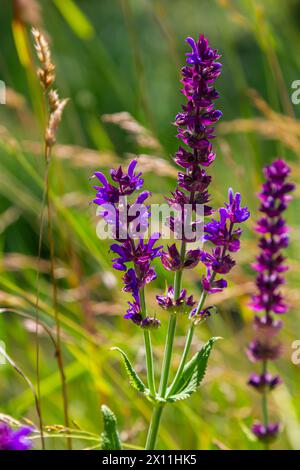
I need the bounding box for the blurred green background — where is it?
[0,0,300,450]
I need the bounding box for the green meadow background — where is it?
[0,0,300,450]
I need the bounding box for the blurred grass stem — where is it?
[44,139,71,450]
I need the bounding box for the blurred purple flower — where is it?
[247,159,294,444]
[252,423,280,443]
[247,339,282,362]
[248,373,281,393]
[0,423,32,451]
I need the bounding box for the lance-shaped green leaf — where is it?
[100,405,122,450]
[167,337,221,403]
[111,347,147,393]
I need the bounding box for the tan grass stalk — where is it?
[102,111,162,151]
[32,28,71,450]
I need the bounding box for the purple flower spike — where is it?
[158,35,249,321]
[161,34,223,255]
[0,423,33,450]
[92,160,162,327]
[247,159,294,444]
[248,159,294,316]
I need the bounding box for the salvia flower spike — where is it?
[93,159,162,327]
[247,159,294,446]
[158,34,224,315]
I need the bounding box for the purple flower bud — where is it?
[252,422,280,443]
[252,253,288,274]
[141,317,161,329]
[110,160,144,195]
[177,168,212,193]
[156,286,195,310]
[250,292,288,315]
[123,268,140,296]
[189,305,217,322]
[124,300,143,325]
[253,315,283,337]
[201,268,227,294]
[247,339,282,362]
[248,373,281,393]
[225,188,250,223]
[183,249,202,269]
[204,208,243,252]
[201,247,235,274]
[161,244,182,271]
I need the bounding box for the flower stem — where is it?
[158,313,177,397]
[145,404,164,450]
[145,241,186,450]
[159,240,186,397]
[167,288,207,396]
[140,287,156,397]
[167,324,194,397]
[261,359,269,450]
[144,330,156,397]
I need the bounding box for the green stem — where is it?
[158,241,186,397]
[167,288,208,396]
[167,324,194,397]
[144,330,156,397]
[261,359,269,450]
[145,241,186,450]
[145,405,164,450]
[140,287,156,397]
[158,313,177,397]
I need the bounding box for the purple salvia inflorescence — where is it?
[166,35,222,248]
[0,423,32,450]
[189,188,249,319]
[157,35,249,316]
[158,35,221,302]
[93,160,162,328]
[247,159,294,444]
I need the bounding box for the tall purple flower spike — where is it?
[0,423,32,450]
[159,35,222,304]
[93,160,162,327]
[247,159,294,444]
[158,36,249,314]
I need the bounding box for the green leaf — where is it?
[111,347,147,394]
[167,337,220,403]
[100,405,122,450]
[54,0,95,40]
